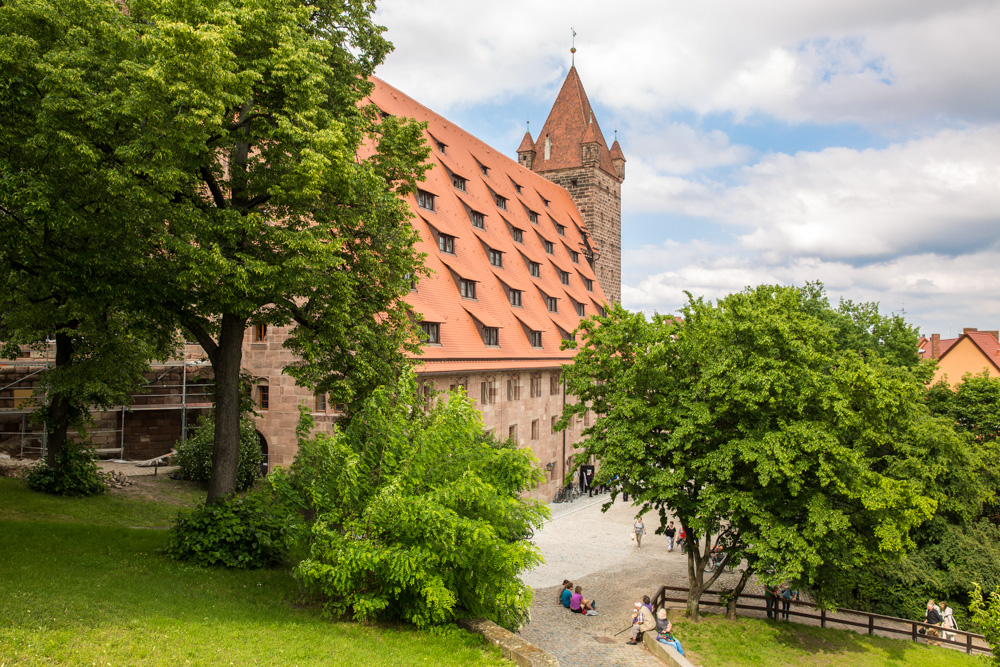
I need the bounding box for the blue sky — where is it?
[373,0,1000,337]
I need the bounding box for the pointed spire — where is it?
[517,130,535,153]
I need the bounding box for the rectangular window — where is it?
[509,289,522,307]
[494,194,507,210]
[452,174,466,191]
[507,377,520,401]
[560,271,570,285]
[550,372,561,396]
[571,251,580,263]
[547,297,558,313]
[420,322,440,344]
[528,211,539,224]
[551,416,558,432]
[257,386,269,410]
[530,375,542,397]
[529,262,540,278]
[334,403,347,413]
[438,234,454,254]
[530,330,542,348]
[315,393,327,412]
[512,228,523,243]
[417,189,435,211]
[253,324,267,342]
[436,140,447,154]
[544,241,554,254]
[480,164,489,176]
[531,419,539,440]
[470,210,485,228]
[481,380,497,404]
[484,327,499,346]
[576,303,586,317]
[460,279,477,299]
[584,411,591,427]
[585,278,594,291]
[489,249,503,267]
[508,424,518,443]
[556,224,565,236]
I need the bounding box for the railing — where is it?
[652,584,990,656]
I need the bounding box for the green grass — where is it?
[0,478,509,666]
[671,613,988,667]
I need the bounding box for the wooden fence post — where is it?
[967,633,973,655]
[820,609,826,628]
[911,623,917,643]
[868,615,874,636]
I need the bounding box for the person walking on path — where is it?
[678,527,686,554]
[665,521,677,552]
[632,516,646,549]
[941,600,958,642]
[925,599,944,645]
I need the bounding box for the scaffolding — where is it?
[0,343,213,459]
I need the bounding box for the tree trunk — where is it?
[684,530,730,621]
[206,313,246,502]
[45,330,75,469]
[726,566,754,620]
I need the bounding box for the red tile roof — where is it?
[531,66,618,178]
[366,77,610,372]
[947,331,1000,371]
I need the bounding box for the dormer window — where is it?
[511,228,523,243]
[417,189,435,211]
[509,289,522,307]
[489,249,503,267]
[556,224,565,236]
[547,296,558,313]
[512,181,522,194]
[560,271,569,285]
[585,278,594,291]
[480,164,489,176]
[494,194,507,210]
[571,251,580,263]
[452,174,466,192]
[529,262,540,278]
[460,279,477,299]
[544,241,554,254]
[597,305,606,317]
[436,140,446,154]
[420,322,440,344]
[528,211,539,225]
[483,327,499,346]
[529,331,542,348]
[438,234,455,254]
[542,196,550,208]
[470,210,484,228]
[576,303,586,317]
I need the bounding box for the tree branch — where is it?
[199,165,228,209]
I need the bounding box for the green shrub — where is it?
[174,414,262,492]
[970,584,1000,665]
[25,443,105,497]
[166,487,297,568]
[290,374,548,630]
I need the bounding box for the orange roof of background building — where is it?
[366,77,610,372]
[529,66,618,177]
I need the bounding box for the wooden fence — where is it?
[651,584,991,656]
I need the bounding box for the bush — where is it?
[166,487,297,568]
[289,374,548,630]
[25,443,105,497]
[174,414,262,492]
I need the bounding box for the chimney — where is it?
[988,331,1000,340]
[963,327,978,333]
[931,333,941,358]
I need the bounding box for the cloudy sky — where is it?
[373,0,1000,337]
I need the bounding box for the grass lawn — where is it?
[671,613,988,667]
[0,477,509,666]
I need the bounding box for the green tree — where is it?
[0,0,176,482]
[970,583,1000,665]
[1,0,431,501]
[286,373,547,630]
[562,285,949,620]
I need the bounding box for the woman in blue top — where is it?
[561,581,574,608]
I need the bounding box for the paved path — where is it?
[519,493,694,667]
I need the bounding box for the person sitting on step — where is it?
[627,601,655,644]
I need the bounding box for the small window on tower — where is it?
[257,385,269,410]
[253,325,267,342]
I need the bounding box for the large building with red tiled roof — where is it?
[365,71,618,499]
[921,328,1000,387]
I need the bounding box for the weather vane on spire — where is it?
[571,28,577,66]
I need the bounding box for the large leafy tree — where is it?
[562,285,954,619]
[1,0,431,501]
[0,0,176,475]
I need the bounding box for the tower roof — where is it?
[517,130,535,154]
[533,66,617,177]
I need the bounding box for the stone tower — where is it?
[518,66,624,303]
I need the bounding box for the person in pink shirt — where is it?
[569,585,597,615]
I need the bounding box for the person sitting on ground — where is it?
[655,608,684,654]
[560,580,573,607]
[641,595,654,617]
[569,585,597,615]
[627,601,655,644]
